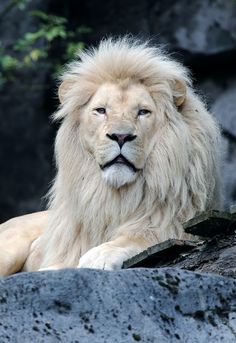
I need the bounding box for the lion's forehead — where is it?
[89,82,156,113]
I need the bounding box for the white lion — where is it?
[0,37,220,276]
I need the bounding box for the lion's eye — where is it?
[138,109,151,116]
[95,107,106,114]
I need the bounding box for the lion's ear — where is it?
[58,78,77,104]
[58,78,96,107]
[172,80,186,107]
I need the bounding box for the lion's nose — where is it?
[106,133,137,148]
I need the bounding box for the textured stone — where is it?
[220,135,236,208]
[124,235,236,278]
[123,239,196,269]
[231,205,236,214]
[183,210,236,237]
[124,212,236,277]
[162,235,236,279]
[198,76,236,209]
[149,0,236,54]
[0,268,236,342]
[212,83,236,137]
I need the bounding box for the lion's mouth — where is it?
[101,154,137,172]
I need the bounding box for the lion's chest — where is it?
[77,179,145,248]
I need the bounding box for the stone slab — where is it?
[0,268,236,342]
[183,210,236,237]
[123,239,196,269]
[230,204,236,214]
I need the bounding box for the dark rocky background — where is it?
[0,0,236,222]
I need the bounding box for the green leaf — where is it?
[14,29,46,50]
[0,4,91,85]
[45,26,67,41]
[65,42,84,59]
[30,10,49,20]
[29,49,47,61]
[0,55,20,70]
[31,10,67,25]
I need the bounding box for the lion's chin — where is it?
[101,164,138,188]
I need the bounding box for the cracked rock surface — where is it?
[0,268,236,342]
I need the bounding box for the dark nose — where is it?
[106,133,137,148]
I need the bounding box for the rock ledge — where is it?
[0,268,235,342]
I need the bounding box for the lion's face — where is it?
[79,82,160,188]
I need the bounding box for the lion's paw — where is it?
[78,243,132,270]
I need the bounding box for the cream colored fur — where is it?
[0,212,46,275]
[0,37,220,274]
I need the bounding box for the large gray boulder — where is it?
[149,0,236,54]
[83,0,236,55]
[199,77,236,208]
[212,82,236,138]
[0,268,235,342]
[207,81,236,208]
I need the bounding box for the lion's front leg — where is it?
[0,211,48,276]
[78,236,151,270]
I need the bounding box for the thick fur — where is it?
[3,37,221,273]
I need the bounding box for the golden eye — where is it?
[138,109,151,116]
[95,107,106,114]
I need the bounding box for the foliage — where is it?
[0,1,91,86]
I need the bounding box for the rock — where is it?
[124,211,236,278]
[165,237,236,279]
[124,236,236,278]
[231,204,236,214]
[199,78,236,209]
[150,0,236,55]
[212,82,236,138]
[123,239,197,269]
[183,210,236,237]
[82,0,236,56]
[220,135,236,209]
[0,268,236,342]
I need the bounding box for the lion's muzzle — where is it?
[101,154,138,173]
[106,133,137,148]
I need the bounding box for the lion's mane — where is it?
[38,37,220,268]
